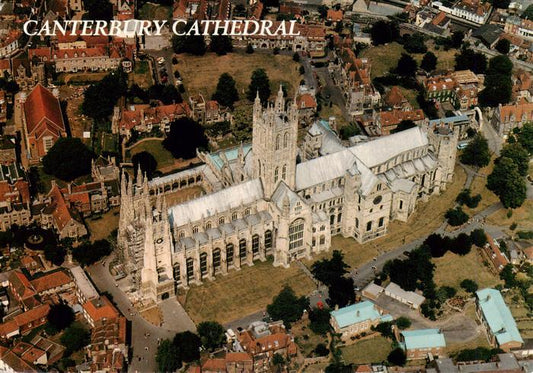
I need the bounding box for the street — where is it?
[87,256,195,372]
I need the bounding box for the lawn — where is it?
[361,42,404,79]
[175,52,302,102]
[86,208,120,242]
[130,60,153,89]
[504,289,533,339]
[182,258,315,325]
[433,249,501,292]
[340,336,392,364]
[464,161,500,215]
[487,199,533,234]
[58,72,108,85]
[446,334,490,356]
[128,139,176,171]
[291,319,329,357]
[138,2,171,20]
[307,165,467,269]
[319,103,348,127]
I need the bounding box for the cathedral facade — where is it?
[118,88,458,307]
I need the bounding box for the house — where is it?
[202,352,254,373]
[430,353,523,372]
[491,101,533,135]
[0,303,51,340]
[0,348,37,373]
[374,109,425,135]
[189,95,232,125]
[362,282,384,300]
[70,266,99,304]
[295,93,317,122]
[472,24,503,48]
[330,301,393,342]
[384,282,425,309]
[30,335,65,366]
[0,90,7,124]
[327,8,343,22]
[0,136,16,165]
[400,329,446,360]
[20,84,67,164]
[82,296,120,328]
[29,270,74,296]
[481,235,509,273]
[504,16,533,41]
[86,316,127,372]
[11,342,48,366]
[383,86,412,111]
[476,288,523,351]
[451,0,492,24]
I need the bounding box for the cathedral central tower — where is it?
[252,86,299,198]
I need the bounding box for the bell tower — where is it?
[252,86,299,198]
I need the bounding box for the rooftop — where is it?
[401,328,446,350]
[330,301,392,329]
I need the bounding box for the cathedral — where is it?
[118,87,459,307]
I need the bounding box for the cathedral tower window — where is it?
[245,208,251,216]
[193,226,199,234]
[213,249,221,272]
[173,264,180,283]
[283,132,289,148]
[366,221,372,231]
[179,231,185,238]
[289,218,305,251]
[239,239,247,259]
[219,217,225,224]
[186,258,194,281]
[200,253,208,277]
[276,135,281,150]
[399,200,404,210]
[379,217,384,227]
[320,235,325,245]
[232,212,238,221]
[282,165,287,180]
[265,230,272,249]
[274,167,279,182]
[252,235,260,255]
[206,221,212,230]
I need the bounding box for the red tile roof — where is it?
[13,304,50,327]
[202,358,226,372]
[384,86,407,108]
[83,296,120,323]
[30,271,72,293]
[47,185,76,232]
[23,84,65,136]
[327,9,343,21]
[296,93,317,109]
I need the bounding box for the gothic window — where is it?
[192,226,199,234]
[373,196,382,205]
[282,165,287,180]
[320,235,325,245]
[366,221,372,231]
[179,230,185,238]
[239,239,247,258]
[289,219,305,251]
[245,208,251,216]
[173,264,180,281]
[377,183,382,191]
[379,217,384,227]
[320,225,325,231]
[265,230,273,249]
[276,135,281,150]
[355,218,359,228]
[226,244,234,265]
[219,217,225,224]
[258,160,261,176]
[232,212,238,221]
[186,258,194,281]
[399,200,404,210]
[205,221,212,230]
[200,253,208,276]
[213,248,221,271]
[274,167,279,182]
[252,234,260,255]
[283,132,289,148]
[330,215,335,225]
[337,213,342,223]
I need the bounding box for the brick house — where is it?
[399,329,446,360]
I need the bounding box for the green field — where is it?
[340,336,393,364]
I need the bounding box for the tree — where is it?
[396,54,417,77]
[212,73,239,108]
[499,143,529,176]
[210,35,233,55]
[487,157,527,208]
[328,277,355,308]
[423,233,449,258]
[266,286,309,327]
[47,303,74,331]
[456,189,481,208]
[445,207,469,226]
[460,279,478,293]
[163,118,208,160]
[455,48,487,74]
[132,152,157,180]
[450,233,472,255]
[450,30,465,48]
[293,52,300,62]
[247,68,271,103]
[172,33,206,55]
[317,5,328,18]
[174,331,201,362]
[339,124,361,139]
[82,0,112,21]
[457,347,502,362]
[387,348,406,366]
[518,122,533,153]
[148,84,183,105]
[42,138,94,181]
[82,69,128,121]
[197,321,226,351]
[373,321,395,339]
[470,228,487,247]
[489,0,510,9]
[44,243,66,266]
[311,250,349,287]
[391,120,416,133]
[421,51,437,72]
[523,4,533,20]
[479,55,513,107]
[60,323,90,355]
[395,316,411,330]
[72,240,112,266]
[246,44,254,54]
[460,134,490,167]
[314,343,329,356]
[309,307,331,335]
[272,353,285,371]
[403,33,427,53]
[495,39,510,54]
[370,20,399,45]
[156,339,182,372]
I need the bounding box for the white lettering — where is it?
[23,20,38,36]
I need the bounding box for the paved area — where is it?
[87,255,195,372]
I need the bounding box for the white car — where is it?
[156,57,165,65]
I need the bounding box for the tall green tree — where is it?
[388,348,407,366]
[82,0,113,21]
[517,122,533,153]
[450,30,465,48]
[210,35,233,55]
[82,68,127,120]
[163,118,208,159]
[421,51,437,72]
[370,20,399,45]
[479,55,513,107]
[311,250,349,287]
[495,39,510,54]
[212,73,239,108]
[266,286,309,327]
[173,331,201,362]
[460,134,490,167]
[455,48,487,74]
[487,157,527,208]
[396,54,417,77]
[156,339,182,372]
[247,68,271,103]
[47,303,74,331]
[42,138,95,181]
[197,321,226,351]
[499,143,529,176]
[60,323,90,355]
[523,4,533,19]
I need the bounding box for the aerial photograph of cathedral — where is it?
[0,0,531,370]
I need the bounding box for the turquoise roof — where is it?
[428,115,469,125]
[330,301,391,329]
[319,119,335,134]
[401,329,446,350]
[476,288,523,346]
[208,144,252,170]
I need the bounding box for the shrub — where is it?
[460,279,478,293]
[445,207,469,226]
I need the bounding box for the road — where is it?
[143,48,176,86]
[87,256,195,372]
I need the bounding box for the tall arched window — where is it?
[200,253,208,277]
[258,160,261,176]
[239,239,247,259]
[186,258,194,281]
[265,230,272,249]
[289,218,305,251]
[226,243,234,265]
[276,135,281,150]
[283,132,289,148]
[252,234,260,255]
[213,248,221,272]
[282,164,287,180]
[274,167,279,182]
